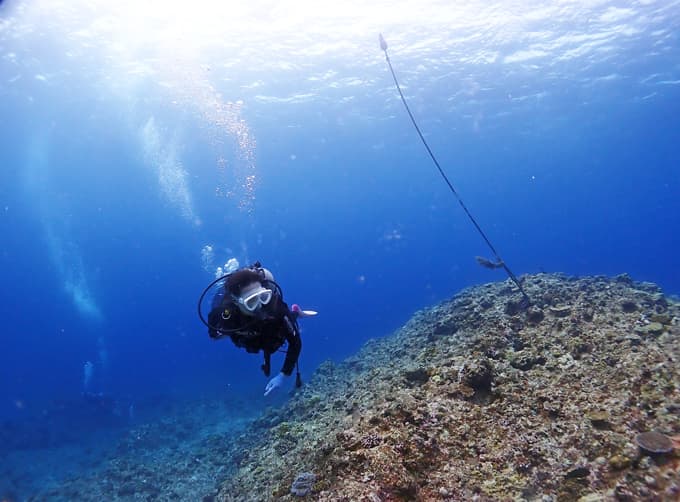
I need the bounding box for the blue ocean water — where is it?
[1,0,679,498]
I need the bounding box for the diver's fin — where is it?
[292,304,318,318]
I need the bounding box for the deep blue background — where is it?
[1,1,679,421]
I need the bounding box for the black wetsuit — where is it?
[207,283,301,376]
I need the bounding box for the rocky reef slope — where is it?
[218,273,680,501]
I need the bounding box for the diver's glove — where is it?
[264,372,287,396]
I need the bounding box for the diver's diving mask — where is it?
[238,287,273,312]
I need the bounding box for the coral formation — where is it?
[290,472,316,497]
[217,273,680,501]
[635,431,674,454]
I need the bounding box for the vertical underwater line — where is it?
[379,34,530,305]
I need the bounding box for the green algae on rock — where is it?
[217,273,680,501]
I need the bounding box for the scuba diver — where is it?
[206,262,316,396]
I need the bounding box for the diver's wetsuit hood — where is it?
[198,273,283,334]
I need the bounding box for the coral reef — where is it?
[15,273,678,501]
[18,396,262,501]
[217,273,680,501]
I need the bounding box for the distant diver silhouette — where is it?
[379,33,531,306]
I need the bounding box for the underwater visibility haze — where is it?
[1,0,679,499]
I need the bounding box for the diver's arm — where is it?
[280,314,301,376]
